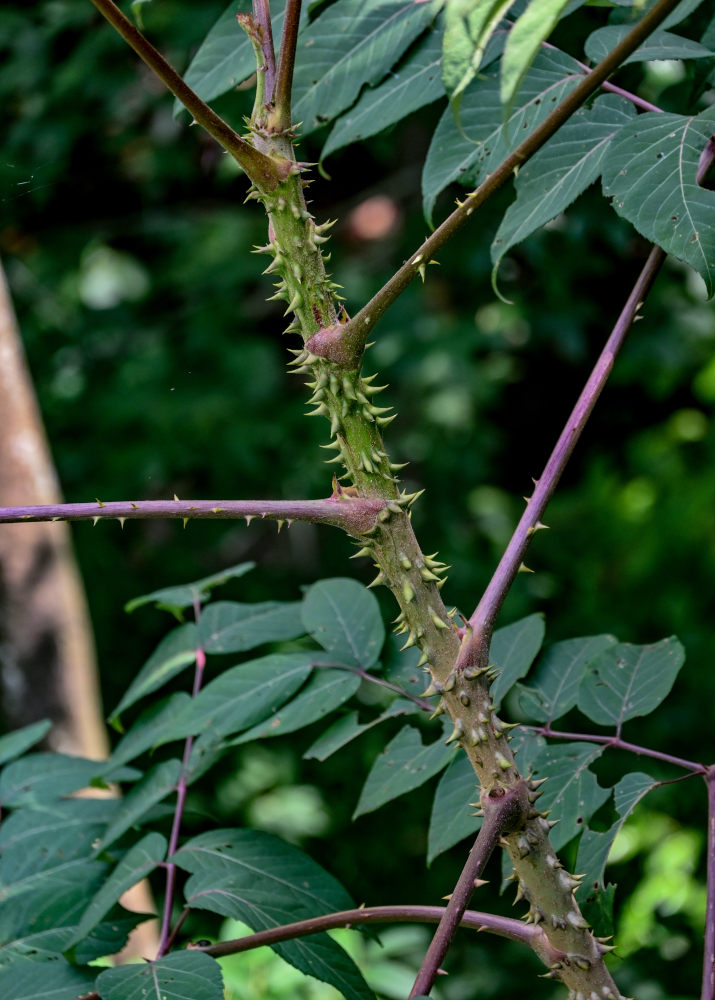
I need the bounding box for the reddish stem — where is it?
[531,725,706,775]
[702,767,715,1000]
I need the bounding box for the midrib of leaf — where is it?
[320,590,361,663]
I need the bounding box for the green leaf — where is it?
[575,771,658,899]
[302,578,384,668]
[0,720,52,766]
[601,106,715,296]
[199,600,305,653]
[110,623,197,724]
[167,652,315,743]
[442,0,514,111]
[500,0,573,113]
[353,722,457,817]
[585,25,714,64]
[97,759,182,851]
[322,21,445,159]
[109,693,192,767]
[489,612,545,707]
[529,742,608,850]
[0,754,120,808]
[174,829,374,1000]
[0,954,95,1000]
[233,668,361,743]
[303,699,420,761]
[69,833,167,945]
[515,633,617,722]
[125,562,255,615]
[97,951,224,1000]
[427,754,481,863]
[422,45,584,221]
[491,95,636,274]
[292,0,443,134]
[0,911,146,966]
[577,636,685,727]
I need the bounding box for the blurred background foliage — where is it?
[0,1,713,998]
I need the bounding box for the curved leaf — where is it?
[0,754,127,808]
[303,699,419,761]
[0,720,52,767]
[292,0,443,134]
[489,612,545,706]
[109,693,192,768]
[97,951,224,1000]
[515,632,617,723]
[302,578,384,668]
[0,955,95,1000]
[442,0,515,110]
[427,753,481,863]
[577,636,685,727]
[323,22,445,159]
[234,668,361,743]
[110,623,197,723]
[97,759,182,851]
[353,722,456,817]
[601,106,715,296]
[125,561,254,615]
[501,0,573,113]
[423,45,584,221]
[585,25,714,65]
[199,600,305,653]
[491,95,637,273]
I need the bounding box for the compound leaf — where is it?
[97,951,224,1000]
[199,600,305,654]
[516,633,617,723]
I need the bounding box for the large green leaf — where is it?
[353,722,457,817]
[0,720,52,767]
[488,612,545,707]
[0,754,127,808]
[109,693,192,767]
[292,0,442,134]
[427,753,481,863]
[110,623,197,724]
[97,951,224,1000]
[302,578,384,668]
[97,759,182,851]
[528,742,608,851]
[69,833,167,945]
[125,561,254,614]
[577,636,685,727]
[303,699,420,761]
[515,633,617,723]
[601,106,715,296]
[0,911,146,966]
[166,652,314,742]
[0,954,95,1000]
[500,0,573,112]
[585,25,714,65]
[322,21,445,159]
[233,668,361,743]
[575,771,658,901]
[491,95,636,273]
[422,45,584,221]
[199,600,305,653]
[174,829,374,1000]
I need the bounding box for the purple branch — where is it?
[0,495,386,537]
[703,767,715,1000]
[530,725,706,775]
[466,245,665,643]
[697,135,715,187]
[315,661,435,712]
[272,0,302,131]
[252,0,277,103]
[410,782,529,997]
[157,597,207,958]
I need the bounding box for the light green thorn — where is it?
[420,567,441,583]
[369,404,393,417]
[399,554,412,570]
[496,753,512,771]
[320,440,342,451]
[342,376,356,400]
[402,580,415,603]
[378,508,392,522]
[330,412,340,436]
[367,571,386,589]
[445,720,464,745]
[416,649,430,668]
[284,291,302,315]
[400,632,417,651]
[362,455,374,473]
[306,403,329,417]
[351,546,373,559]
[430,610,449,630]
[329,374,340,394]
[324,453,343,464]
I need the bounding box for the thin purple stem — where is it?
[530,725,706,774]
[0,495,386,537]
[314,661,434,712]
[156,599,207,958]
[697,136,715,187]
[466,245,666,644]
[272,0,302,131]
[252,0,277,103]
[410,782,529,997]
[702,767,715,1000]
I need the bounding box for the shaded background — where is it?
[1,2,714,998]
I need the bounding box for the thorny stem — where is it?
[410,781,529,997]
[72,906,562,1000]
[272,0,302,131]
[531,725,706,775]
[307,0,682,366]
[87,0,289,190]
[252,0,277,104]
[466,244,666,643]
[0,496,386,537]
[157,596,206,958]
[703,767,715,1000]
